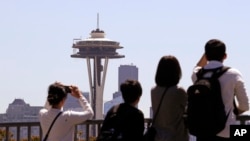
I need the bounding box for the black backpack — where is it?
[187,66,230,137]
[96,105,123,141]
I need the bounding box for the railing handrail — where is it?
[0,116,249,141]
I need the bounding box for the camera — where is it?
[64,86,71,93]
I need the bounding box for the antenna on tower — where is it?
[97,13,99,30]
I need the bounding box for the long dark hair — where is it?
[155,55,182,87]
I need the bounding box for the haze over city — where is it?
[1,1,250,117]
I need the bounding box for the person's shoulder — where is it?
[168,85,185,92]
[169,86,187,99]
[121,103,143,115]
[134,107,144,115]
[39,108,48,114]
[151,86,164,93]
[106,104,120,114]
[193,66,202,73]
[130,106,144,119]
[226,67,242,75]
[151,85,157,92]
[221,66,244,79]
[176,86,186,93]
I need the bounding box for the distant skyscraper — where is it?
[104,64,138,115]
[118,64,138,91]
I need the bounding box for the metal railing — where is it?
[0,118,152,141]
[0,116,249,141]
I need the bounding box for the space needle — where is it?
[71,15,124,119]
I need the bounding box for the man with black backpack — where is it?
[188,39,249,141]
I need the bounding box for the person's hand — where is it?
[53,82,83,98]
[70,85,82,99]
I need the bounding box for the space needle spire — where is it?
[97,13,99,29]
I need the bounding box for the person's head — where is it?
[155,55,182,87]
[47,83,68,107]
[205,39,227,61]
[120,79,142,104]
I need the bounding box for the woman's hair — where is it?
[155,55,182,87]
[120,79,142,104]
[47,83,67,106]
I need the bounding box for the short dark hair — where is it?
[205,39,226,61]
[47,83,67,106]
[120,79,142,104]
[155,55,182,87]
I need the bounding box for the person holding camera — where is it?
[39,82,94,141]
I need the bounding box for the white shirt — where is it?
[192,61,249,138]
[39,96,93,141]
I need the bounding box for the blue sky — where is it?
[1,1,250,117]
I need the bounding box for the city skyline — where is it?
[1,1,250,118]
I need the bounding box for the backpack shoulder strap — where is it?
[212,66,230,78]
[196,66,230,79]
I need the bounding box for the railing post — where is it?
[86,123,89,141]
[74,126,77,141]
[6,126,9,141]
[28,125,31,141]
[40,125,43,141]
[17,125,20,141]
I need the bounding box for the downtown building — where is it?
[0,99,42,123]
[104,64,138,115]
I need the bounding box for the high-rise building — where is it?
[118,64,138,91]
[104,64,138,115]
[71,15,124,119]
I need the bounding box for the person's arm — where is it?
[191,54,207,82]
[64,86,94,124]
[234,72,249,114]
[196,53,207,67]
